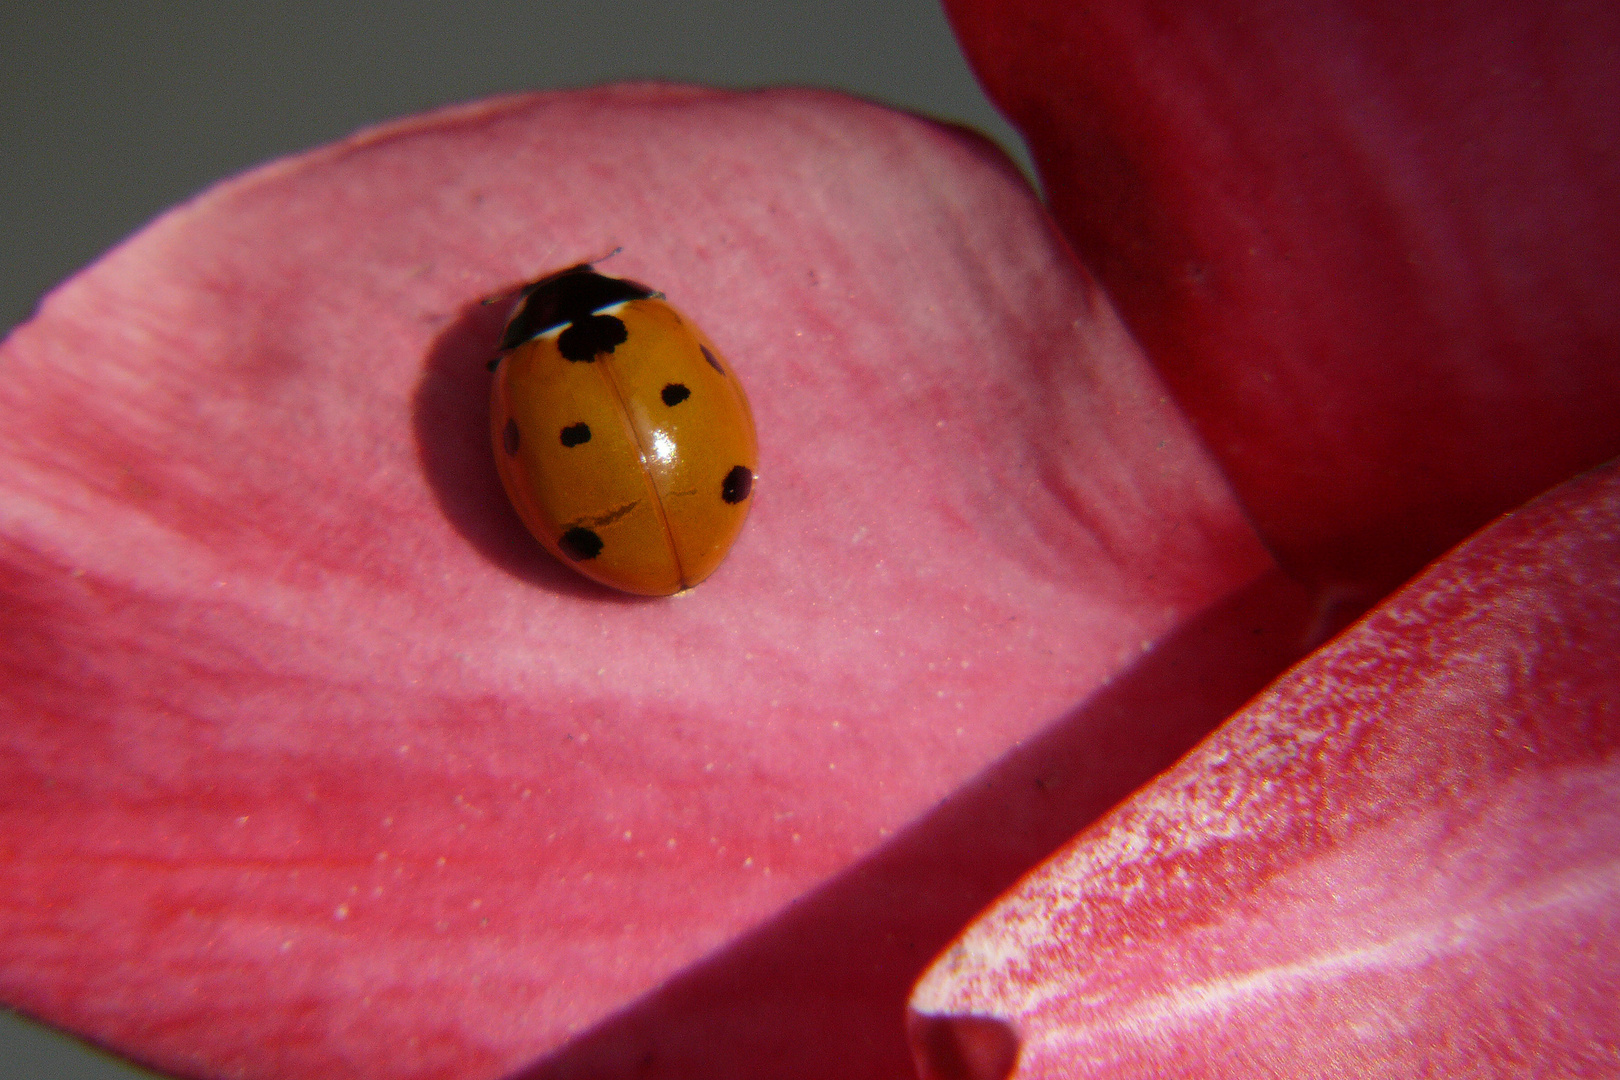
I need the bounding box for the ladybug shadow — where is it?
[410,297,663,604]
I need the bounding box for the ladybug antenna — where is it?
[480,281,529,307]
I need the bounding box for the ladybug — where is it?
[489,263,758,595]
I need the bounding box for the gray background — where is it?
[1,1,1031,337]
[1,2,1028,1076]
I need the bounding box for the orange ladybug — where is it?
[490,264,757,595]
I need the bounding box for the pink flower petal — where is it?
[911,461,1620,1079]
[1,87,1287,1079]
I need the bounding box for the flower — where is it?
[5,3,1618,1078]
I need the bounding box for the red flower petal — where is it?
[948,0,1620,602]
[911,461,1620,1079]
[1,87,1286,1078]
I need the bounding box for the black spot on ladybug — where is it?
[722,466,753,504]
[503,418,521,456]
[560,423,591,447]
[559,527,604,561]
[700,345,725,374]
[558,314,628,362]
[661,383,691,407]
